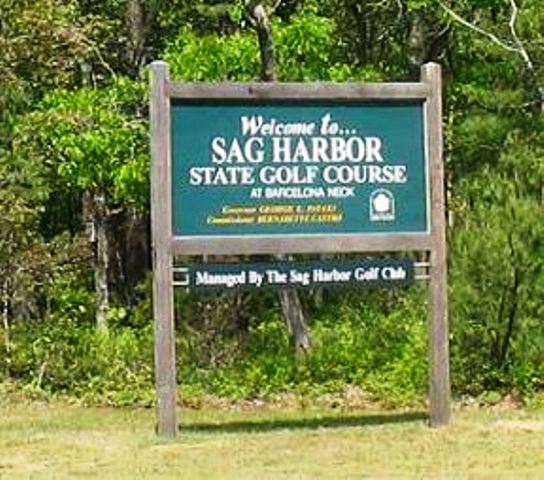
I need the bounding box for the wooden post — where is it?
[422,62,451,427]
[150,61,177,437]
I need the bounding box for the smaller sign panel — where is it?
[174,258,414,291]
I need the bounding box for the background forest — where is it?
[0,0,542,406]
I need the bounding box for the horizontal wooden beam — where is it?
[168,82,430,101]
[171,234,432,256]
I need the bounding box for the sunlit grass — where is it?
[1,394,543,479]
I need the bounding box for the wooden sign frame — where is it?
[150,61,449,437]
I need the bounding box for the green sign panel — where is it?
[175,258,414,291]
[171,102,428,237]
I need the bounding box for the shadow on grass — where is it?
[181,411,427,435]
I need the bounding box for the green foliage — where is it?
[274,9,383,81]
[440,0,544,397]
[307,291,428,404]
[165,6,383,83]
[17,77,149,208]
[450,174,544,394]
[2,282,429,406]
[5,318,154,405]
[44,239,95,322]
[158,0,240,37]
[165,27,259,81]
[448,77,544,394]
[0,0,92,98]
[172,289,428,404]
[1,0,543,407]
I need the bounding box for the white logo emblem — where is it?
[370,189,395,221]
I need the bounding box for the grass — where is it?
[1,394,544,479]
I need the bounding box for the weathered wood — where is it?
[149,61,450,434]
[168,82,430,101]
[422,62,450,427]
[150,61,177,438]
[171,234,433,256]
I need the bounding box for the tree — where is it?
[246,1,312,351]
[15,78,148,330]
[439,0,544,390]
[438,0,543,111]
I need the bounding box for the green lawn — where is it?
[1,395,544,479]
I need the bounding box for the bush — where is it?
[175,287,429,405]
[449,172,544,395]
[5,318,154,405]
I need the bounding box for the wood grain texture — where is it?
[168,82,430,101]
[171,234,433,256]
[422,62,451,427]
[150,61,177,438]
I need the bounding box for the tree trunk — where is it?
[498,267,522,370]
[93,190,110,331]
[2,278,10,377]
[247,2,277,81]
[246,2,311,352]
[127,0,146,77]
[278,288,311,352]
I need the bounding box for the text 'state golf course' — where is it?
[171,102,428,237]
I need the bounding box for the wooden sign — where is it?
[150,61,450,437]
